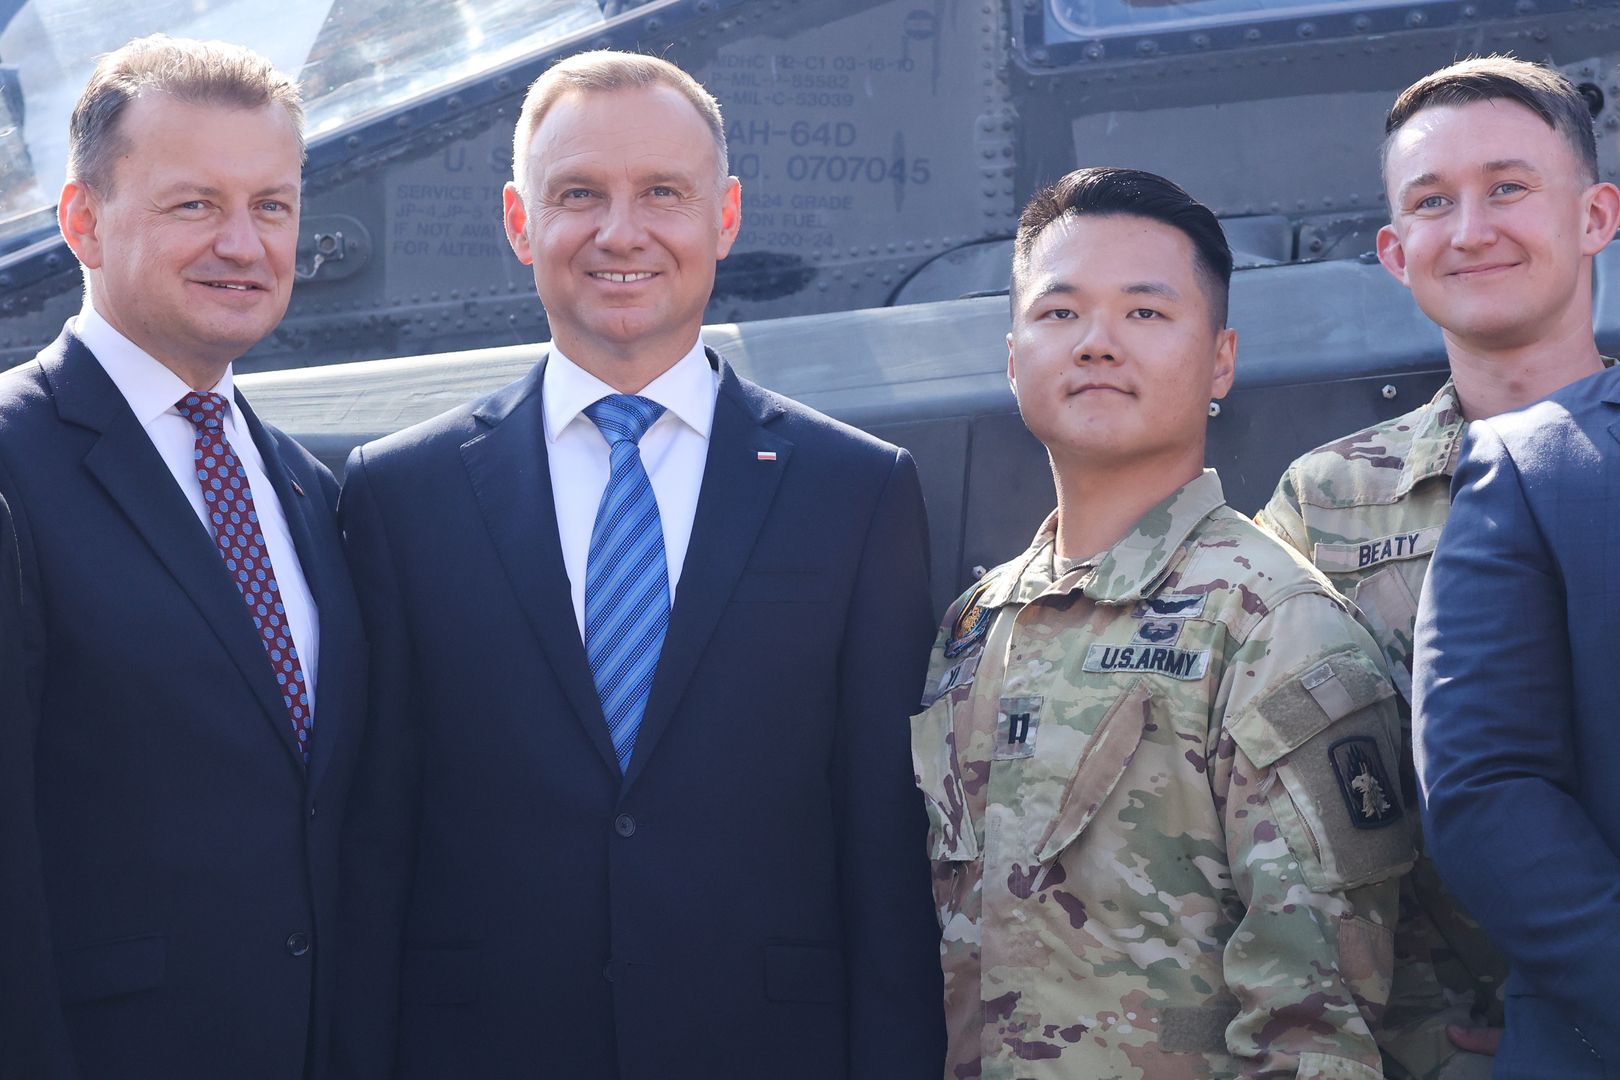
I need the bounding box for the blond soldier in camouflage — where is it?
[914,168,1413,1080]
[1258,57,1620,1080]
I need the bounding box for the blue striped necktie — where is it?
[583,394,669,772]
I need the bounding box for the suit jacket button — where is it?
[285,932,311,957]
[614,814,636,837]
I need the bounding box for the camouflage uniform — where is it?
[913,470,1413,1080]
[1257,379,1512,1080]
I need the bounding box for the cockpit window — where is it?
[0,0,607,250]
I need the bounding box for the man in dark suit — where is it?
[0,490,49,1069]
[1413,359,1620,1068]
[336,50,943,1079]
[0,36,367,1079]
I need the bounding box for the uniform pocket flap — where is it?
[764,942,844,1003]
[401,945,480,1006]
[1034,679,1152,862]
[56,933,165,1005]
[1230,647,1394,769]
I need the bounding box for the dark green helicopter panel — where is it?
[3,0,1620,603]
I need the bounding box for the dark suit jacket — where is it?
[1414,365,1620,1078]
[335,352,944,1080]
[0,329,368,1080]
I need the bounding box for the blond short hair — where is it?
[511,50,727,197]
[68,33,305,194]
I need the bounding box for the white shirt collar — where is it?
[74,304,236,426]
[542,338,717,445]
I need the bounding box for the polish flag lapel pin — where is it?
[756,451,778,462]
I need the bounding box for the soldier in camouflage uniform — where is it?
[913,167,1413,1080]
[1257,57,1620,1080]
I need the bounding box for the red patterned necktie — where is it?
[175,392,312,765]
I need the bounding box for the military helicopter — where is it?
[3,0,1618,610]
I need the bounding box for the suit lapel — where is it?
[623,358,792,791]
[43,334,308,774]
[460,358,621,775]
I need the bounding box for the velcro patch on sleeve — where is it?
[1159,1000,1240,1054]
[1236,648,1394,769]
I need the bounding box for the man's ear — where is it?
[1210,327,1237,400]
[715,177,742,261]
[1375,222,1409,286]
[503,182,533,266]
[58,180,104,271]
[1005,331,1017,393]
[1580,181,1620,257]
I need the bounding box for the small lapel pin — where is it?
[756,451,778,462]
[291,479,306,497]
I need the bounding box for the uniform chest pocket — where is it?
[911,695,980,862]
[1032,678,1154,862]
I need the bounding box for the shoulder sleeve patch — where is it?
[944,575,998,659]
[1227,647,1413,889]
[1266,712,1415,890]
[1228,645,1412,890]
[1327,735,1403,830]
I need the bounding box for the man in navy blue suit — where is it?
[0,36,367,1079]
[1415,370,1620,1077]
[336,50,944,1079]
[1411,88,1620,1080]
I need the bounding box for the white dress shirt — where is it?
[544,340,718,640]
[75,305,321,713]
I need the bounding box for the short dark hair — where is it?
[69,34,305,195]
[1011,167,1233,327]
[1384,55,1597,183]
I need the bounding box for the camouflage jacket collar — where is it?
[981,470,1227,610]
[1400,379,1465,492]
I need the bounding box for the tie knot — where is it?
[175,391,231,431]
[584,394,665,446]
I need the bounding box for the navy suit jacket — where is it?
[1414,365,1620,1078]
[0,329,368,1080]
[335,352,944,1080]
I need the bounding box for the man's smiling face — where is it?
[65,93,302,375]
[1378,98,1606,353]
[505,84,740,370]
